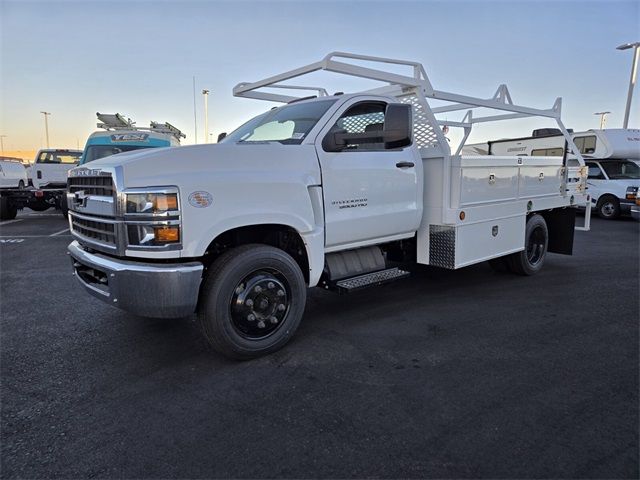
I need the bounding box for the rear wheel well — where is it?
[203,224,310,283]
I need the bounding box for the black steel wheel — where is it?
[596,195,620,219]
[509,214,548,276]
[198,244,306,360]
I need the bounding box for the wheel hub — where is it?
[230,271,289,339]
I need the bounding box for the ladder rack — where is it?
[95,113,185,140]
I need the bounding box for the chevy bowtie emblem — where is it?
[73,190,88,208]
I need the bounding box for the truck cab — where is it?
[32,149,82,189]
[79,113,185,165]
[585,159,640,218]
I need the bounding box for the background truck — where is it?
[0,149,81,219]
[79,112,185,165]
[67,52,590,359]
[484,129,640,219]
[0,159,28,189]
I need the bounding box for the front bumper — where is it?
[68,240,203,318]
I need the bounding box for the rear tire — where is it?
[18,180,24,189]
[596,195,620,219]
[509,214,548,276]
[198,244,307,360]
[0,197,18,220]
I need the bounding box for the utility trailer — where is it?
[67,52,591,359]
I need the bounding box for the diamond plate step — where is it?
[335,267,410,293]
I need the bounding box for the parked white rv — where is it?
[483,129,640,219]
[67,52,590,359]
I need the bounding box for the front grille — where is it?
[71,215,116,247]
[68,176,114,196]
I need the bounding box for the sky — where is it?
[1,0,639,152]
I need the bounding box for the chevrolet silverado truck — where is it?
[67,52,590,359]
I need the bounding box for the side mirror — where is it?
[383,103,412,149]
[322,129,348,152]
[217,132,227,142]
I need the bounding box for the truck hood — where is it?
[73,143,322,188]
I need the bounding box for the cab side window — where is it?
[331,102,387,151]
[586,162,605,180]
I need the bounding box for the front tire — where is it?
[198,244,307,360]
[596,195,620,219]
[509,214,548,276]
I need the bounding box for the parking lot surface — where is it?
[1,209,638,479]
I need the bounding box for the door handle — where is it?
[396,161,415,168]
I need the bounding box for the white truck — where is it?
[67,52,590,359]
[485,129,640,219]
[32,149,82,190]
[0,149,82,219]
[0,159,28,189]
[79,112,185,165]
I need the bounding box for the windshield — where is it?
[36,150,81,164]
[221,99,337,145]
[83,145,153,164]
[600,160,640,179]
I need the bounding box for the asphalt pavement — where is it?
[1,209,638,478]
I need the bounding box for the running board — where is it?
[334,267,410,293]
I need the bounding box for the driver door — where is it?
[315,99,422,250]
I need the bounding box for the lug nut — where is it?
[267,282,275,289]
[235,285,244,294]
[277,289,285,297]
[254,286,262,293]
[277,304,285,312]
[270,316,278,324]
[245,299,253,307]
[257,321,266,329]
[247,314,256,322]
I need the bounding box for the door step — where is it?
[334,267,410,293]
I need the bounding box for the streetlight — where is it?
[40,111,51,148]
[202,89,210,143]
[0,135,6,155]
[616,42,640,129]
[594,111,611,129]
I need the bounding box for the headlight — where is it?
[126,192,178,214]
[626,186,639,200]
[123,188,181,249]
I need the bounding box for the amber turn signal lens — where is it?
[154,226,180,243]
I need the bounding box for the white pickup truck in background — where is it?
[0,149,82,219]
[32,149,82,189]
[67,52,590,359]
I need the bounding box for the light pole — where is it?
[617,42,640,129]
[202,89,210,143]
[40,111,51,148]
[0,135,6,155]
[594,111,611,129]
